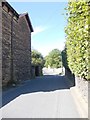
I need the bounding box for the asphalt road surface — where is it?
[1,75,81,118]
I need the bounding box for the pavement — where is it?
[69,84,88,118]
[0,74,87,118]
[64,76,88,118]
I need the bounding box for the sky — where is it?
[7,1,68,57]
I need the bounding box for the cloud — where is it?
[32,26,47,36]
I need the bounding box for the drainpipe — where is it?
[10,13,14,84]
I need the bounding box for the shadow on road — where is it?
[2,75,75,107]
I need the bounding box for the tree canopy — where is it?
[44,49,62,68]
[31,50,44,67]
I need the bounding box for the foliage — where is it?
[31,50,44,67]
[44,49,62,68]
[61,47,68,69]
[65,1,90,80]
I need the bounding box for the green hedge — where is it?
[61,47,68,69]
[65,1,90,80]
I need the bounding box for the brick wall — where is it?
[13,15,32,82]
[0,1,2,92]
[2,5,12,86]
[2,2,33,87]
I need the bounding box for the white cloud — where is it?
[32,26,47,36]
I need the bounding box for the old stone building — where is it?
[0,2,2,89]
[1,1,33,86]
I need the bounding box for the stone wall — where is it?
[31,65,42,78]
[2,2,33,87]
[0,1,2,109]
[65,68,88,103]
[0,1,2,87]
[31,65,35,78]
[75,76,88,103]
[13,15,32,82]
[2,5,12,86]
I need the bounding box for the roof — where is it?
[2,1,34,32]
[2,1,19,18]
[19,13,34,32]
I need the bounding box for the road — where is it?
[42,67,63,75]
[1,75,82,118]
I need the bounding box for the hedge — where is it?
[61,47,68,69]
[65,1,90,80]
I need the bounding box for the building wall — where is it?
[0,2,2,90]
[13,15,31,82]
[2,3,32,86]
[2,5,12,86]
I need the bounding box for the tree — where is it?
[44,49,62,68]
[31,50,44,67]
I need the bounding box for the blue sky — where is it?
[8,1,68,56]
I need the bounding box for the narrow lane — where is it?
[1,75,80,118]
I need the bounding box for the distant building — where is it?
[1,1,33,86]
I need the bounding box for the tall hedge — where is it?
[65,1,90,80]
